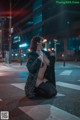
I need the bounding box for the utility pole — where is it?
[62,54,65,66]
[9,0,12,64]
[0,17,6,58]
[53,39,58,57]
[53,39,60,58]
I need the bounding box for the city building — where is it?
[0,0,80,61]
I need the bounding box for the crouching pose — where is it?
[25,36,57,98]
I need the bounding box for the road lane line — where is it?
[11,83,65,97]
[19,104,80,120]
[57,82,80,91]
[60,70,72,75]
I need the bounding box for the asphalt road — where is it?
[0,62,80,120]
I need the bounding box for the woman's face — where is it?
[37,39,43,51]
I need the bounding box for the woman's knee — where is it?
[46,87,57,98]
[37,82,57,98]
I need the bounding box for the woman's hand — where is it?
[50,51,55,56]
[38,55,43,61]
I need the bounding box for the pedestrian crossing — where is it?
[1,76,79,120]
[57,82,80,91]
[60,70,72,75]
[0,66,11,70]
[0,63,80,120]
[10,67,80,92]
[0,68,77,77]
[10,81,80,120]
[11,83,65,97]
[0,65,27,71]
[11,81,80,91]
[0,64,79,74]
[19,104,80,120]
[0,99,2,101]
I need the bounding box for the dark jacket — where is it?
[25,50,55,97]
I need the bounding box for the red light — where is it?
[78,34,80,38]
[8,34,11,37]
[0,10,30,16]
[48,48,51,51]
[19,49,23,54]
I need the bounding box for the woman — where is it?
[25,36,57,98]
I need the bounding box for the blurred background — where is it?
[0,0,80,63]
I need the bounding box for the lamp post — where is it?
[53,39,58,57]
[53,39,60,58]
[62,53,65,66]
[9,0,12,64]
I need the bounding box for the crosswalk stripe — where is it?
[60,70,72,75]
[11,83,25,90]
[0,99,2,101]
[0,65,27,71]
[11,83,65,97]
[56,93,65,97]
[11,81,80,91]
[57,82,80,91]
[19,104,80,120]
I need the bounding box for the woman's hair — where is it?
[30,36,43,51]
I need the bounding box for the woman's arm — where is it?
[27,55,42,73]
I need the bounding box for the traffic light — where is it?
[19,49,23,54]
[8,33,11,38]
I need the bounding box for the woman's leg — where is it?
[35,82,57,98]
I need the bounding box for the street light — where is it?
[9,0,12,64]
[43,39,47,43]
[53,39,58,57]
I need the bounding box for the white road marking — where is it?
[67,64,80,68]
[0,99,2,101]
[57,82,80,91]
[11,83,65,97]
[0,66,10,69]
[11,83,25,90]
[19,104,80,120]
[0,66,15,71]
[11,81,80,93]
[56,93,65,97]
[78,80,80,81]
[60,70,72,75]
[0,65,27,71]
